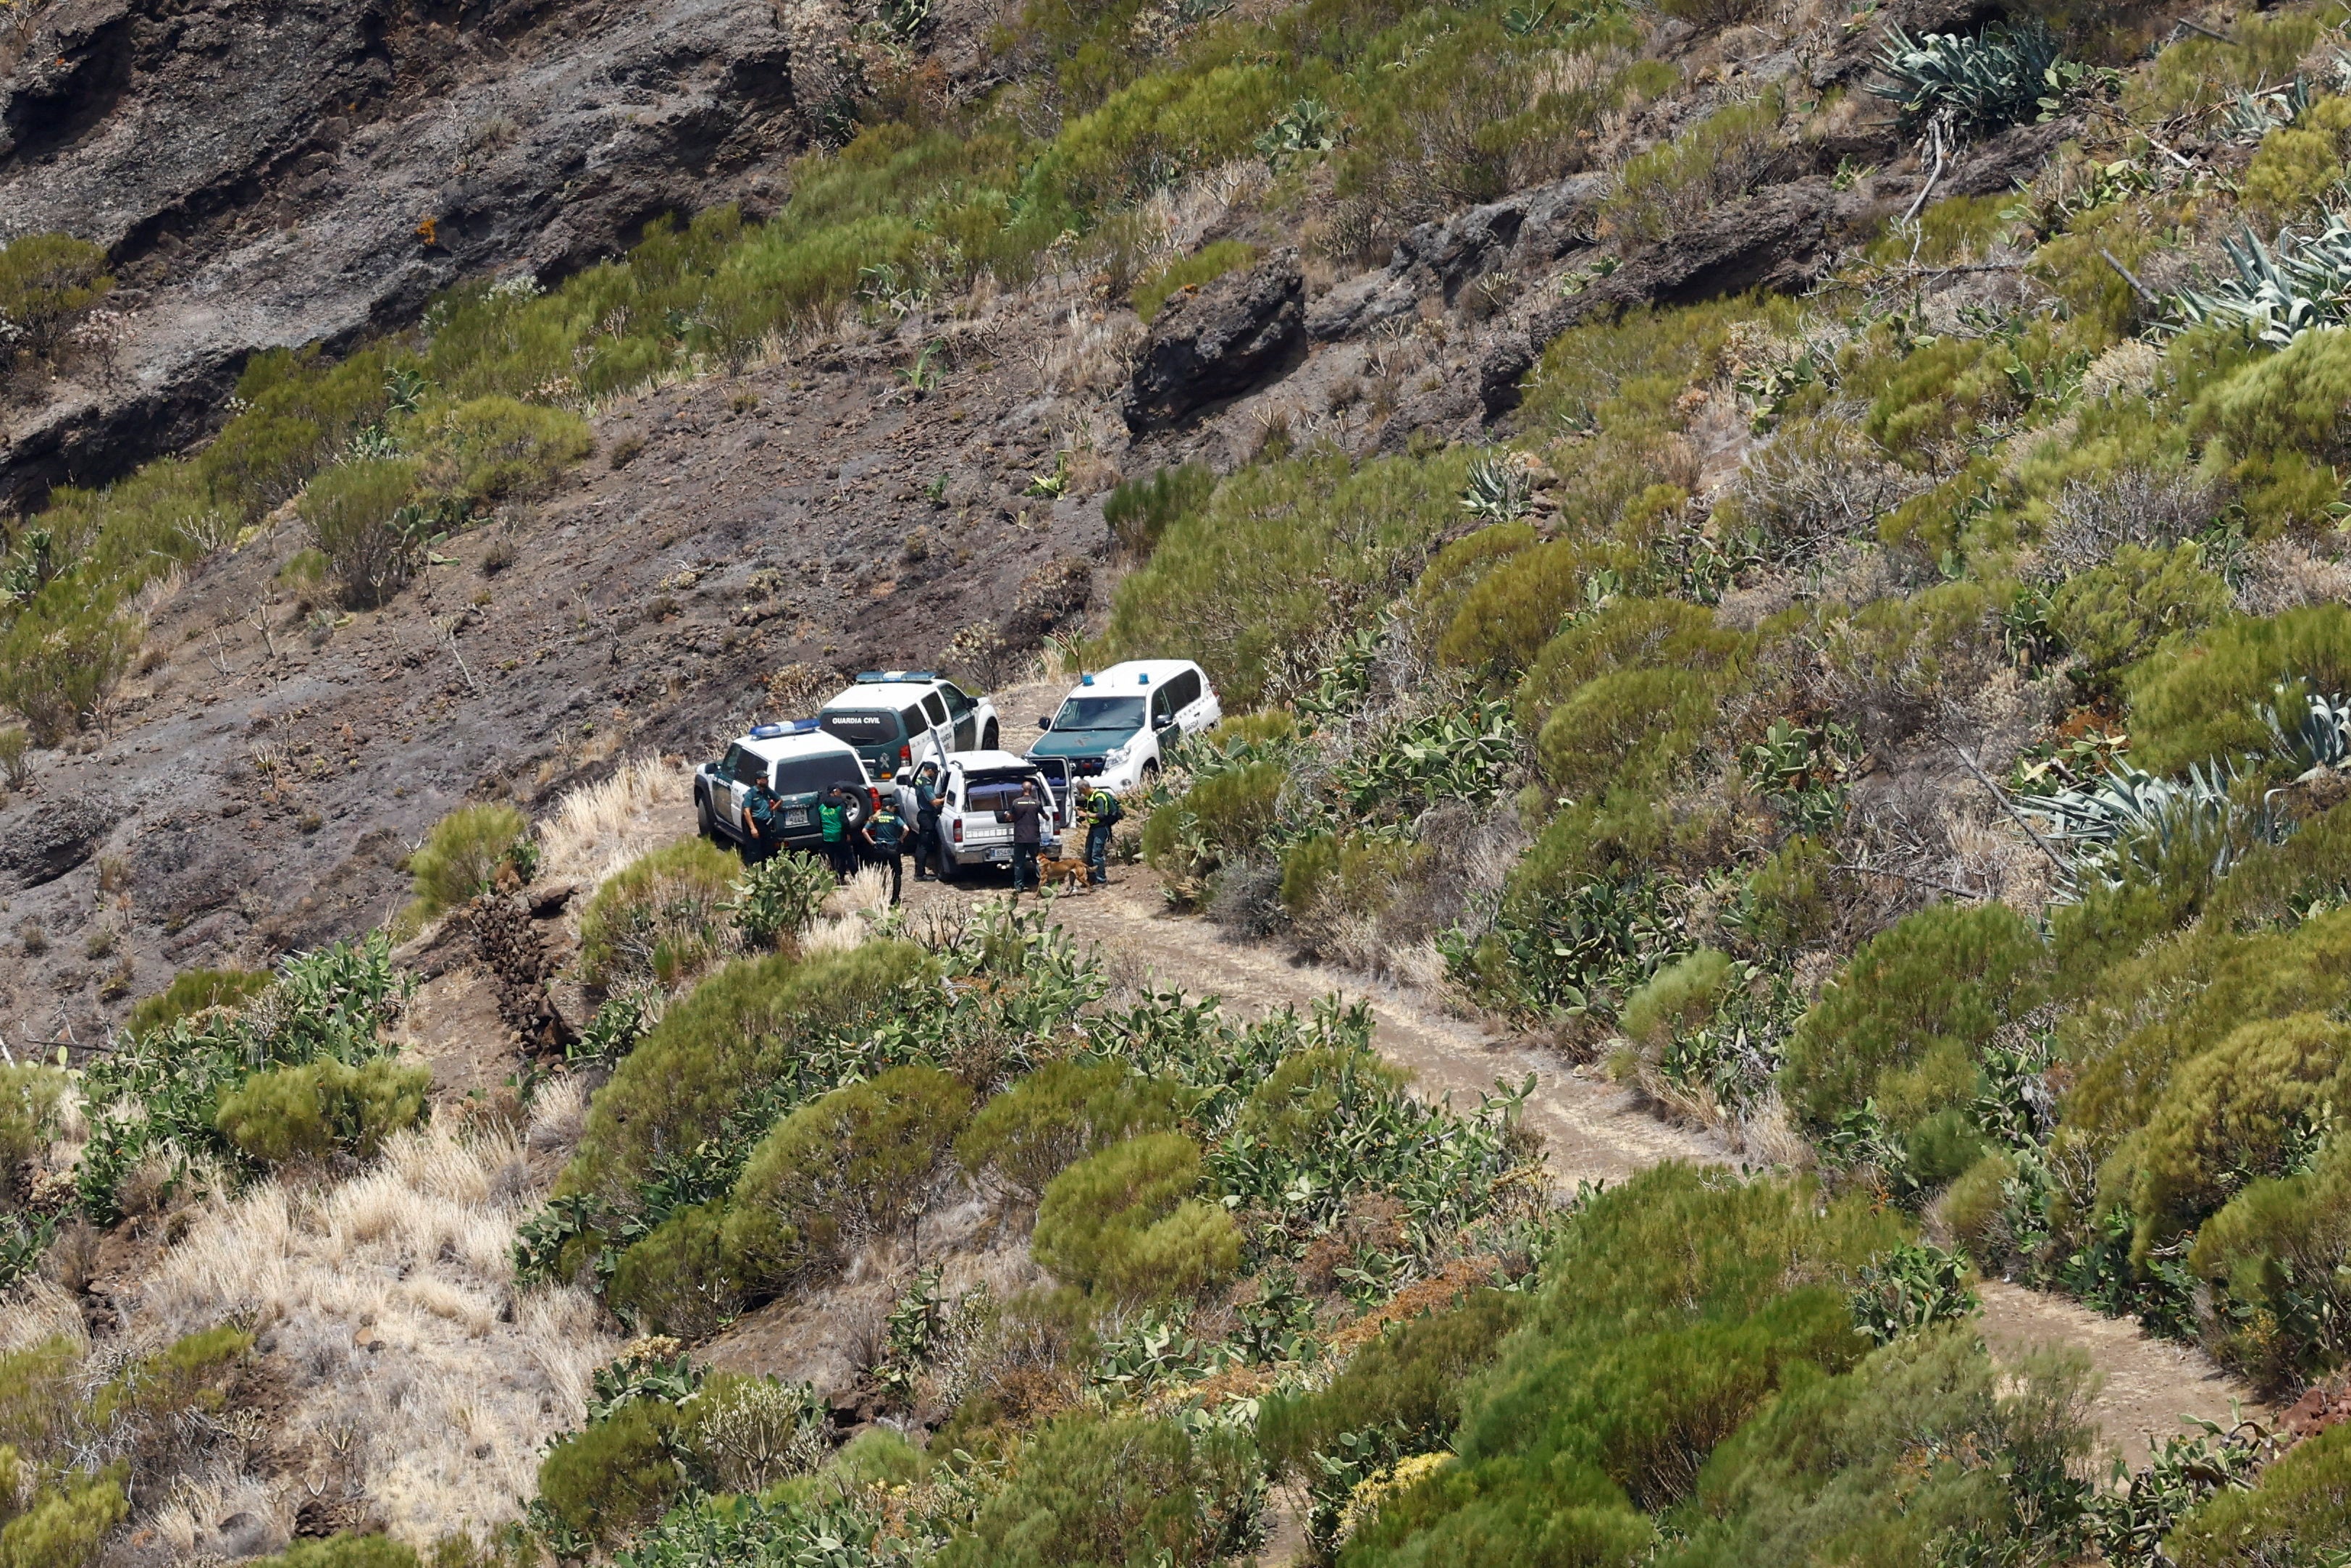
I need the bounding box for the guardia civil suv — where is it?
[816,671,1001,779]
[695,721,873,854]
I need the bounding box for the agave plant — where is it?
[2174,214,2351,345]
[1460,451,1533,521]
[2263,680,2351,773]
[2220,75,2314,143]
[2019,762,2284,890]
[1869,22,2062,137]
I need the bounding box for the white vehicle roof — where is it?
[821,671,964,706]
[1065,658,1204,692]
[737,726,862,766]
[945,749,1047,773]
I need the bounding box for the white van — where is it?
[1027,659,1221,792]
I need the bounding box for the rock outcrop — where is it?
[0,0,806,510]
[1123,248,1306,431]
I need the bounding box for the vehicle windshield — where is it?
[772,754,866,795]
[820,710,901,745]
[1052,695,1146,732]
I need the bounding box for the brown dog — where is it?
[1039,851,1090,894]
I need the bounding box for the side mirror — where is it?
[892,769,911,785]
[1037,716,1052,730]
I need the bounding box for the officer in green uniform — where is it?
[817,788,853,883]
[863,797,907,904]
[1082,781,1122,886]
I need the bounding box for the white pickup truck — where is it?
[906,750,1071,880]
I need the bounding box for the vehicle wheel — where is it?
[696,789,716,840]
[1139,762,1159,792]
[936,847,958,883]
[981,720,1000,750]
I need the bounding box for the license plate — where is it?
[785,810,808,826]
[987,847,1012,863]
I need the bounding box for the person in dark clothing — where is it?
[817,787,855,882]
[911,763,944,881]
[997,779,1046,895]
[1081,783,1121,886]
[740,778,784,863]
[863,798,906,904]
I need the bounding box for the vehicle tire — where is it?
[696,789,716,840]
[1139,762,1159,792]
[936,846,958,883]
[981,720,1000,750]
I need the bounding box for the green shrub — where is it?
[0,1066,64,1207]
[1669,1327,2095,1567]
[723,1066,973,1291]
[1601,91,1785,244]
[1741,836,1836,953]
[1409,523,1538,652]
[1101,463,1213,557]
[956,1060,1179,1196]
[0,235,113,360]
[2125,605,2351,774]
[1277,831,1415,919]
[2048,542,2233,689]
[1102,448,1472,708]
[535,1400,682,1546]
[0,1464,127,1568]
[1031,1132,1240,1304]
[560,940,926,1205]
[1132,242,1257,323]
[1536,666,1718,800]
[410,395,593,503]
[608,1202,743,1339]
[2210,797,2351,928]
[2187,1139,2351,1391]
[124,968,272,1038]
[2106,1013,2350,1257]
[675,1372,829,1495]
[726,852,834,949]
[1436,539,1605,682]
[213,1057,431,1165]
[408,802,531,921]
[301,458,423,608]
[2166,1421,2351,1566]
[577,837,742,987]
[2242,97,2351,225]
[2063,909,2351,1140]
[936,1411,1264,1568]
[1937,1152,2017,1261]
[1621,949,1734,1049]
[1780,903,2045,1136]
[243,1537,420,1568]
[1516,598,1749,729]
[1233,1047,1409,1160]
[1257,1288,1530,1477]
[0,592,141,747]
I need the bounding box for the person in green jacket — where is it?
[817,787,855,883]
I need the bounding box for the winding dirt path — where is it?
[1026,877,2264,1465]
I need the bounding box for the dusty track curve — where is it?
[1036,877,2262,1465]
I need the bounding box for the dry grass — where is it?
[537,753,693,889]
[129,1116,621,1548]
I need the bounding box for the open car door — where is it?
[1033,758,1072,828]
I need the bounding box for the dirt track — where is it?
[1003,875,2266,1467]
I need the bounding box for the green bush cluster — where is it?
[577,837,744,988]
[723,1065,974,1290]
[2166,1421,2351,1565]
[559,940,926,1207]
[122,968,272,1037]
[1781,903,2045,1142]
[213,1056,431,1165]
[408,802,532,921]
[956,1060,1178,1196]
[1031,1132,1241,1304]
[0,234,113,361]
[1131,242,1257,322]
[1101,463,1213,556]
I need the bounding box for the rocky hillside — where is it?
[7,0,2351,1565]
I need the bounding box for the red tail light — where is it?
[899,744,910,762]
[952,820,963,843]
